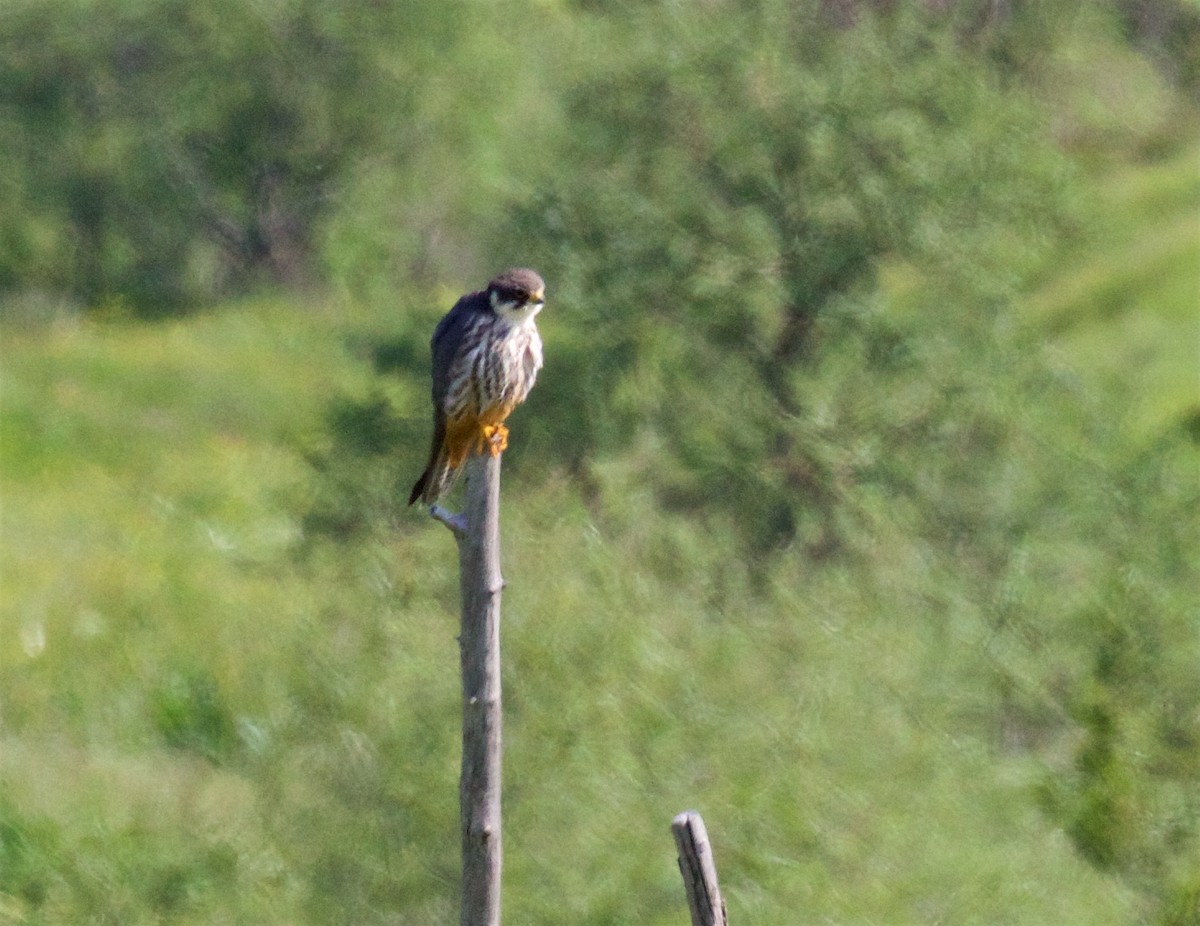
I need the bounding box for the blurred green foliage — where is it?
[2,1,1199,924]
[0,0,547,310]
[507,1,1079,552]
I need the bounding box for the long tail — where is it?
[408,444,462,506]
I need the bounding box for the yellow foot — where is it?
[481,423,509,457]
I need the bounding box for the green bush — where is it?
[507,2,1074,551]
[0,0,550,312]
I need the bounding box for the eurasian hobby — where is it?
[409,268,545,506]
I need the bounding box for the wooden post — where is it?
[432,452,504,926]
[672,811,729,926]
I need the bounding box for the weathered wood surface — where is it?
[672,811,729,926]
[436,453,504,926]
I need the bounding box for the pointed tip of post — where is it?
[672,810,707,840]
[672,810,727,926]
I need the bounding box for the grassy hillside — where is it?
[0,319,1134,924]
[3,122,1197,923]
[1025,142,1200,442]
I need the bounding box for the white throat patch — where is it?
[491,291,544,327]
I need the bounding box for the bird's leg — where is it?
[481,423,509,457]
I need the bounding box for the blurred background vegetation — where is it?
[2,0,1198,923]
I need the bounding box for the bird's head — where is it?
[487,268,545,324]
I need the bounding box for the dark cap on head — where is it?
[487,268,545,302]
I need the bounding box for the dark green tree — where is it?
[507,1,1071,550]
[0,0,543,312]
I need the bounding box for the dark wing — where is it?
[408,290,487,506]
[430,290,486,414]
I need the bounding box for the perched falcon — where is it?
[408,268,546,506]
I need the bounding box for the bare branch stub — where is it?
[430,503,469,538]
[672,810,729,926]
